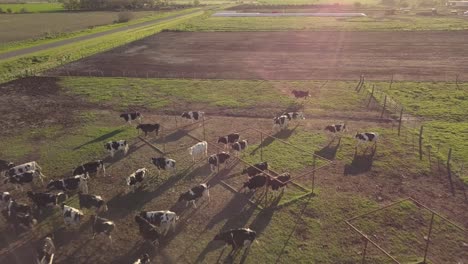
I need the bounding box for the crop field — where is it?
[0,3,63,13]
[0,75,466,264]
[49,31,468,81]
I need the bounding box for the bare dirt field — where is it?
[0,77,467,263]
[47,31,468,81]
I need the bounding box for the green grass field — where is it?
[172,12,468,31]
[0,3,63,13]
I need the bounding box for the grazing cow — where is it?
[139,210,179,236]
[178,183,210,208]
[232,140,248,157]
[291,90,310,99]
[35,236,55,264]
[137,124,160,137]
[27,191,66,214]
[78,192,108,213]
[91,215,115,243]
[72,160,105,177]
[0,159,14,177]
[325,124,347,138]
[188,141,208,162]
[0,192,11,210]
[355,132,379,148]
[1,209,36,233]
[4,170,42,190]
[213,228,257,255]
[120,112,142,124]
[8,161,43,177]
[242,174,268,192]
[181,111,204,123]
[242,162,268,178]
[47,174,89,194]
[268,173,291,191]
[151,157,176,176]
[282,112,305,121]
[134,215,160,247]
[208,152,231,172]
[133,254,150,264]
[7,199,31,216]
[126,168,148,192]
[61,204,84,227]
[273,115,289,133]
[104,140,129,158]
[217,133,240,150]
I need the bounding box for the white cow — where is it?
[188,141,208,162]
[61,204,84,227]
[139,210,179,236]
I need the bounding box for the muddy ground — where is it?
[47,31,468,81]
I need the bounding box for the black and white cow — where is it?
[178,183,210,208]
[208,152,231,172]
[273,115,289,133]
[0,192,11,210]
[1,209,36,233]
[61,203,84,227]
[217,133,240,150]
[134,215,160,247]
[72,160,105,177]
[188,141,208,162]
[4,170,42,190]
[7,161,43,178]
[47,174,89,194]
[35,236,55,264]
[0,159,14,177]
[268,173,291,191]
[242,174,268,192]
[151,157,176,176]
[120,112,142,124]
[181,111,204,123]
[78,192,108,213]
[291,90,310,99]
[139,210,179,236]
[7,199,31,216]
[242,162,268,178]
[355,132,379,148]
[325,124,347,139]
[283,112,305,121]
[126,168,148,192]
[133,254,150,264]
[137,124,160,137]
[104,140,129,158]
[91,215,115,243]
[213,228,257,255]
[27,191,66,214]
[232,140,248,157]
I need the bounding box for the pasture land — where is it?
[48,31,468,81]
[0,3,63,13]
[172,11,468,31]
[0,76,466,264]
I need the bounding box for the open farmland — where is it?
[49,31,468,81]
[0,3,63,13]
[0,76,466,264]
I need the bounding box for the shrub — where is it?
[20,7,28,13]
[0,8,4,13]
[193,0,200,5]
[117,11,134,23]
[6,8,12,13]
[354,1,362,8]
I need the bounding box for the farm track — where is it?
[0,9,202,61]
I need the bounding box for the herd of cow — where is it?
[0,107,380,264]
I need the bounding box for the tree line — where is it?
[58,0,177,10]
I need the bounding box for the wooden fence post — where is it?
[447,148,455,195]
[398,108,404,136]
[312,155,316,194]
[202,117,206,141]
[419,126,424,160]
[361,239,368,264]
[422,212,435,264]
[260,132,264,162]
[389,73,394,89]
[367,85,375,108]
[380,95,387,118]
[162,125,166,154]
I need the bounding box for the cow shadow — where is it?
[110,240,156,264]
[249,126,298,156]
[343,145,377,176]
[72,129,125,151]
[315,138,341,160]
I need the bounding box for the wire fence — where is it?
[355,75,467,200]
